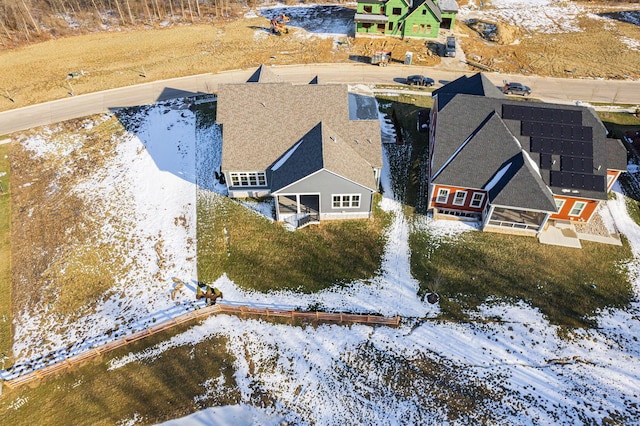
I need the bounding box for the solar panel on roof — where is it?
[550,171,605,191]
[561,156,592,172]
[530,137,542,152]
[540,153,553,169]
[503,104,585,124]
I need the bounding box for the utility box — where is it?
[404,51,413,65]
[371,51,392,66]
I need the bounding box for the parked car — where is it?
[502,82,531,96]
[406,75,435,87]
[445,36,456,57]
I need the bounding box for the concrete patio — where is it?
[537,219,622,248]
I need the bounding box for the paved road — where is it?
[0,63,638,135]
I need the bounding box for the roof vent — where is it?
[330,136,336,142]
[260,101,266,107]
[354,139,359,144]
[367,138,372,144]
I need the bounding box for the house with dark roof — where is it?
[428,73,627,238]
[217,66,382,227]
[354,0,458,38]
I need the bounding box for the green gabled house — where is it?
[354,0,458,38]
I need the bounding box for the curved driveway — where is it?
[1,63,639,135]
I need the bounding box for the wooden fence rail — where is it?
[1,304,400,390]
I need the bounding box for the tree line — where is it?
[0,0,279,47]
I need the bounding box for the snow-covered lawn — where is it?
[5,92,640,423]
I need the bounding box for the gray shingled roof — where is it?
[410,0,441,21]
[432,74,620,205]
[431,110,557,212]
[438,0,458,13]
[217,77,382,180]
[488,152,557,211]
[246,65,282,83]
[433,73,504,107]
[606,138,628,171]
[432,111,523,188]
[271,123,378,192]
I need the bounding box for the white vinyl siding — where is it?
[569,201,587,217]
[436,188,449,204]
[229,171,267,187]
[332,194,361,208]
[453,190,467,206]
[470,192,484,208]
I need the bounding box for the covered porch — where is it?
[275,194,320,228]
[483,205,550,233]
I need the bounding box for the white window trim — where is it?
[569,201,587,217]
[436,188,449,204]
[452,190,467,206]
[332,194,361,209]
[470,192,485,208]
[555,198,565,213]
[229,171,267,187]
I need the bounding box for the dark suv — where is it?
[502,82,531,96]
[406,75,435,87]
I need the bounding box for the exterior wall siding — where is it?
[356,23,385,35]
[607,170,621,191]
[403,7,440,38]
[441,12,456,29]
[276,170,373,216]
[429,184,486,212]
[550,195,599,223]
[355,0,456,37]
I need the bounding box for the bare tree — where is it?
[112,0,126,25]
[186,0,193,22]
[21,0,40,34]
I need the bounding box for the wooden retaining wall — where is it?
[1,304,400,390]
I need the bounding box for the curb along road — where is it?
[0,63,638,135]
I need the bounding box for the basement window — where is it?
[229,171,267,187]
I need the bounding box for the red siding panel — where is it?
[430,185,486,212]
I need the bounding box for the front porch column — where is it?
[482,204,495,230]
[538,213,551,233]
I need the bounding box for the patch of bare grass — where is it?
[197,194,391,293]
[10,116,131,319]
[0,321,240,425]
[410,230,633,328]
[0,143,12,364]
[333,341,504,423]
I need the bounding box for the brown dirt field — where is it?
[1,2,636,113]
[0,14,440,113]
[461,15,640,79]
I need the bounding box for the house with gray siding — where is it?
[216,66,382,226]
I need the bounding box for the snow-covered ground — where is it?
[3,3,640,422]
[3,85,640,424]
[112,94,639,423]
[4,85,640,424]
